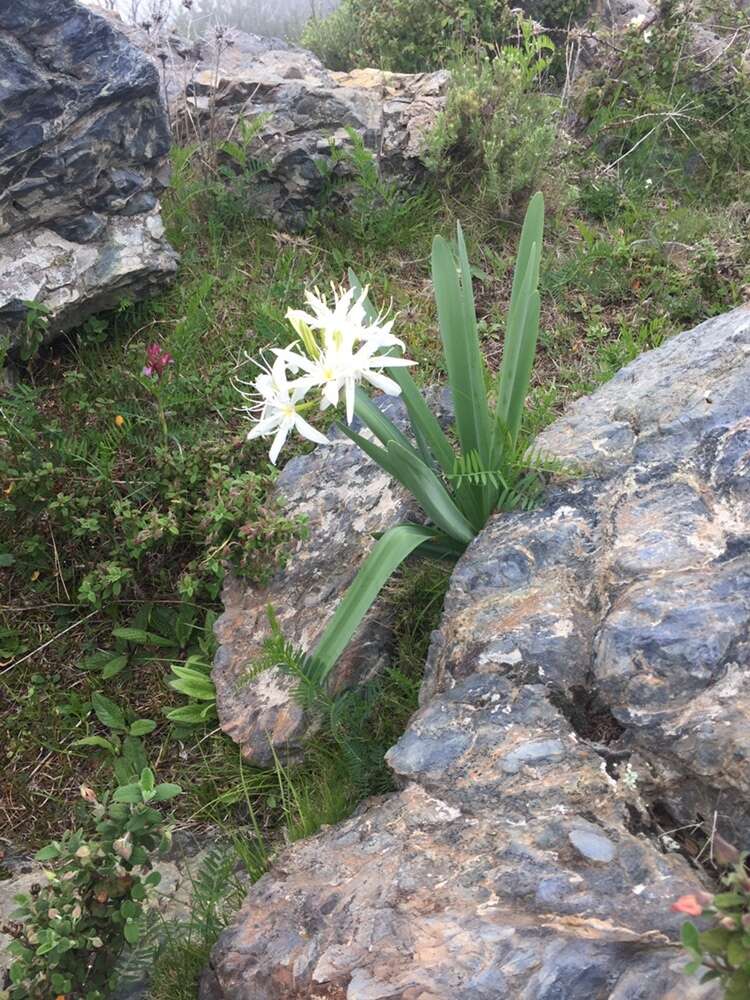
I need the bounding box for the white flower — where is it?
[278,284,415,423]
[287,284,404,353]
[245,355,328,464]
[276,334,415,424]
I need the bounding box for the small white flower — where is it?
[245,355,328,464]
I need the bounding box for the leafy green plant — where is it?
[303,0,516,73]
[0,770,181,1000]
[674,834,750,998]
[428,25,558,212]
[313,127,438,253]
[243,193,545,688]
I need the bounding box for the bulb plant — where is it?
[242,193,545,687]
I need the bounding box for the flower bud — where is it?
[80,785,98,804]
[713,834,741,867]
[720,916,737,930]
[113,833,133,862]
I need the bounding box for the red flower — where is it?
[143,342,174,378]
[671,894,705,917]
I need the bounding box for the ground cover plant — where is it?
[2,3,750,996]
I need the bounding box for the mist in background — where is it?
[89,0,339,41]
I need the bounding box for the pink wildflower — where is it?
[143,342,174,378]
[671,894,705,917]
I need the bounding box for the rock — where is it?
[205,305,750,998]
[0,0,178,358]
[179,48,449,231]
[214,394,450,767]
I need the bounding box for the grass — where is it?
[1,21,749,988]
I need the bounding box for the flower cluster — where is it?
[142,342,174,379]
[243,285,415,464]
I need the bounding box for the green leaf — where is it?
[123,919,141,945]
[727,936,749,967]
[91,692,127,731]
[681,921,702,955]
[492,191,544,461]
[311,524,438,682]
[72,735,118,754]
[112,627,176,648]
[0,552,16,567]
[714,892,745,909]
[152,782,182,802]
[166,703,217,724]
[353,387,420,457]
[35,843,61,861]
[112,782,143,804]
[432,227,492,465]
[101,654,129,679]
[699,927,731,954]
[338,425,474,544]
[129,719,156,736]
[140,767,155,794]
[168,665,216,701]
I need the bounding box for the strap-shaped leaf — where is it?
[432,231,492,465]
[353,387,419,457]
[338,424,475,544]
[311,524,438,682]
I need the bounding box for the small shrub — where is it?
[303,0,516,73]
[674,834,750,997]
[1,769,181,1000]
[577,1,750,202]
[428,25,559,212]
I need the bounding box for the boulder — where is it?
[180,49,449,231]
[213,394,450,768]
[203,304,750,998]
[0,0,178,358]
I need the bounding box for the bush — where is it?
[577,1,750,202]
[1,767,180,1000]
[303,0,515,73]
[427,24,559,212]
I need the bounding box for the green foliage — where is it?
[427,28,559,213]
[303,0,516,73]
[676,835,750,997]
[149,846,245,1000]
[0,768,180,1000]
[0,376,301,607]
[313,128,439,255]
[306,194,546,685]
[577,2,750,201]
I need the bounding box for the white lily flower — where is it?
[286,284,405,353]
[245,355,328,464]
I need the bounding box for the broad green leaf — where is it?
[338,424,474,544]
[72,735,118,754]
[311,524,439,681]
[101,654,129,679]
[140,768,155,795]
[681,921,702,955]
[35,843,61,862]
[152,782,182,802]
[432,229,492,466]
[112,782,143,804]
[168,665,216,701]
[166,703,217,724]
[353,387,420,458]
[123,919,141,945]
[91,692,127,732]
[112,627,176,648]
[129,719,156,736]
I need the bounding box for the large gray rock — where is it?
[0,0,178,356]
[203,305,750,998]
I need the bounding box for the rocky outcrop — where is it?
[180,49,448,232]
[214,395,450,767]
[203,304,750,999]
[0,0,178,357]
